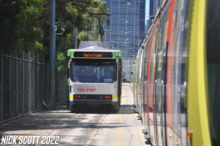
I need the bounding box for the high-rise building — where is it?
[102,0,146,81]
[102,0,146,58]
[147,0,163,31]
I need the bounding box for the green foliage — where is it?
[0,0,44,54]
[0,0,109,73]
[55,0,109,74]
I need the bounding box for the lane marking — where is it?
[116,114,122,146]
[127,86,143,146]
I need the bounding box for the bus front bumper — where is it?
[70,99,118,109]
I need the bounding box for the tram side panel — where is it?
[134,59,137,107]
[135,56,140,108]
[138,51,144,116]
[176,0,190,145]
[153,7,170,145]
[165,0,188,145]
[132,63,136,105]
[145,22,155,145]
[142,38,150,131]
[147,19,160,145]
[137,0,216,145]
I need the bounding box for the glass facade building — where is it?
[102,0,146,81]
[103,0,146,59]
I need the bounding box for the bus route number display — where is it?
[74,52,113,58]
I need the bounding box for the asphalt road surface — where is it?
[0,83,149,146]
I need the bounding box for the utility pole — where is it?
[89,14,110,41]
[94,19,96,40]
[98,17,101,41]
[87,29,89,41]
[74,28,77,49]
[103,23,106,41]
[49,0,56,109]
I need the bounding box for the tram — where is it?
[67,41,122,112]
[132,0,220,146]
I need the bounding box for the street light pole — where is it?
[94,19,96,40]
[130,58,131,82]
[98,17,101,41]
[49,0,56,109]
[89,13,110,41]
[86,16,89,41]
[87,29,89,41]
[74,28,77,49]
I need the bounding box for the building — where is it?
[102,0,146,81]
[103,0,146,57]
[147,0,163,31]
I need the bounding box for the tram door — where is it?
[138,52,144,116]
[154,8,169,146]
[143,39,150,131]
[117,59,122,107]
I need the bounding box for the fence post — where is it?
[9,54,11,118]
[28,52,30,113]
[23,52,24,114]
[33,52,35,111]
[63,73,64,101]
[1,53,3,122]
[16,54,18,117]
[42,58,44,104]
[61,74,62,102]
[38,54,40,109]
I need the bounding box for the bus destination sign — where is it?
[74,52,113,58]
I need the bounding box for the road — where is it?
[0,83,149,146]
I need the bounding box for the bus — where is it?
[67,41,122,112]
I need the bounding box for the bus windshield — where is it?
[70,59,117,83]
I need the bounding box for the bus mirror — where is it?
[66,56,70,61]
[131,72,133,74]
[66,69,69,78]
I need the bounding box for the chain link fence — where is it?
[0,52,66,123]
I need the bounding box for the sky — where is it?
[145,0,150,28]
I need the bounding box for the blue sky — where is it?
[145,0,149,24]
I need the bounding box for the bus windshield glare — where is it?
[70,59,117,83]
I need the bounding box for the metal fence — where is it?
[0,52,66,123]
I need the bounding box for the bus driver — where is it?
[77,67,90,76]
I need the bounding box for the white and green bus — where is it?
[67,41,122,112]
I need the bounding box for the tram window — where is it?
[206,0,220,145]
[70,59,117,83]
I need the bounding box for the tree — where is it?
[0,0,44,55]
[54,0,109,73]
[0,0,109,72]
